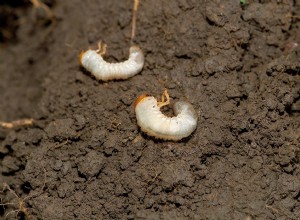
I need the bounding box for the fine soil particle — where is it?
[0,0,300,219]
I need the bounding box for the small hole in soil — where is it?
[175,54,192,60]
[17,211,26,220]
[175,203,181,208]
[0,204,5,216]
[0,0,30,43]
[0,8,19,43]
[240,43,249,50]
[77,170,87,180]
[205,17,215,26]
[21,182,32,194]
[294,190,300,200]
[0,0,28,7]
[285,68,300,76]
[286,96,300,115]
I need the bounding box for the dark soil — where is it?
[1,0,300,219]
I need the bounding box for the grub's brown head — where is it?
[79,50,86,66]
[134,94,149,109]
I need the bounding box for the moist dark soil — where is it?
[0,0,300,219]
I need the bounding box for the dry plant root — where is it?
[134,90,198,141]
[0,183,31,219]
[29,0,55,23]
[0,168,46,219]
[0,119,34,129]
[131,0,140,42]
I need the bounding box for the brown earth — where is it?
[0,0,300,219]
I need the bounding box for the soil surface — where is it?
[0,0,300,219]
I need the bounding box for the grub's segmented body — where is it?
[134,95,198,141]
[80,45,144,81]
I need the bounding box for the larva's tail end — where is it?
[134,94,148,109]
[130,45,144,65]
[129,45,142,53]
[79,50,85,66]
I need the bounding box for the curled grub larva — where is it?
[80,42,144,81]
[134,90,198,141]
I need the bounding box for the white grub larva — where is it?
[134,90,198,141]
[80,42,144,81]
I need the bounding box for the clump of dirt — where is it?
[0,0,299,219]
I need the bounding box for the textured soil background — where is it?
[0,0,300,219]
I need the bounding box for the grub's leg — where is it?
[96,41,107,55]
[157,89,170,108]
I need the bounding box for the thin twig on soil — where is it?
[0,119,34,129]
[131,0,140,43]
[29,0,54,21]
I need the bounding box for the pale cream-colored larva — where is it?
[80,42,144,81]
[134,90,198,141]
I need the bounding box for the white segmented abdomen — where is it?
[80,45,144,81]
[134,96,198,141]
